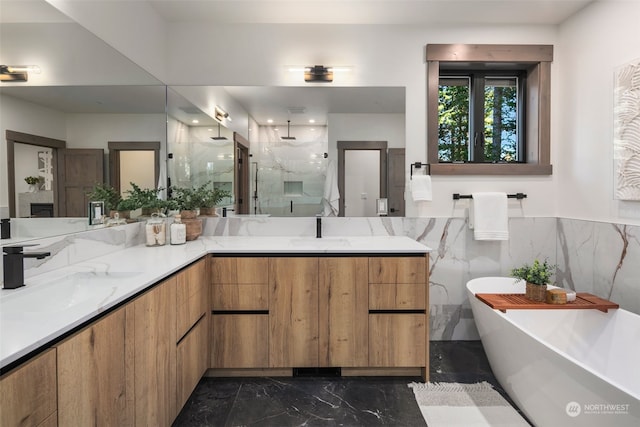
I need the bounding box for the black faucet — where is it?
[316,215,322,239]
[2,245,51,290]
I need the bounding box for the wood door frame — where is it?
[6,130,66,217]
[108,141,160,193]
[234,133,250,215]
[337,141,388,217]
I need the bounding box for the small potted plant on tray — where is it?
[511,259,555,302]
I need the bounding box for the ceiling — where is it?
[148,0,595,26]
[0,0,596,26]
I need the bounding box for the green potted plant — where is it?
[169,186,203,240]
[511,259,555,302]
[196,182,231,216]
[87,183,122,214]
[170,186,202,216]
[127,182,167,216]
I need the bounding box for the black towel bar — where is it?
[410,162,430,179]
[452,193,527,200]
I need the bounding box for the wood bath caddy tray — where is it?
[476,293,619,313]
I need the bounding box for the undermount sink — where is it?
[0,271,140,315]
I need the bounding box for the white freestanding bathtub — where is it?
[467,277,640,427]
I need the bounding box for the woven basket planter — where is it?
[525,282,547,302]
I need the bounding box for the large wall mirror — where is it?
[167,85,406,217]
[0,85,167,242]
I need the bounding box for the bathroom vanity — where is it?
[0,235,430,426]
[210,255,429,376]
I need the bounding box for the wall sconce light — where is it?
[214,106,229,122]
[0,65,41,82]
[304,65,333,83]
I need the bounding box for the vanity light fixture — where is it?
[304,65,333,83]
[0,65,40,82]
[214,105,229,122]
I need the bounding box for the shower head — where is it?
[280,120,296,140]
[211,122,228,140]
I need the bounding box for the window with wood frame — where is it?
[426,44,553,175]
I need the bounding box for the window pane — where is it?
[484,77,518,162]
[438,77,470,162]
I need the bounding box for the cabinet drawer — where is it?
[0,348,57,427]
[212,284,268,310]
[211,314,269,368]
[369,283,426,310]
[210,257,268,284]
[177,316,209,410]
[368,257,426,284]
[176,259,208,340]
[369,314,426,367]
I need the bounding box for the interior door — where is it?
[57,149,104,217]
[337,141,388,217]
[387,148,406,216]
[344,150,380,217]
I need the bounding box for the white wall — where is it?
[557,0,640,225]
[0,22,160,86]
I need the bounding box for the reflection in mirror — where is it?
[0,85,167,244]
[166,87,235,210]
[168,86,405,217]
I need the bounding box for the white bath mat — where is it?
[409,381,530,426]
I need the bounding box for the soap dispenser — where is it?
[170,215,186,245]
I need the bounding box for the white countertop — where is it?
[0,236,430,370]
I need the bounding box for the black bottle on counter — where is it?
[1,218,10,239]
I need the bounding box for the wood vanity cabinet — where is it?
[210,254,429,376]
[368,256,429,369]
[211,257,270,368]
[126,275,178,426]
[0,348,57,427]
[56,306,129,426]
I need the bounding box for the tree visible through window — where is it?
[438,74,521,163]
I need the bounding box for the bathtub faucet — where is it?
[2,245,51,290]
[316,215,322,238]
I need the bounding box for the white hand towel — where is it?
[471,192,509,240]
[411,175,433,202]
[322,160,340,216]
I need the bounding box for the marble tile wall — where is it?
[2,222,145,286]
[556,218,640,315]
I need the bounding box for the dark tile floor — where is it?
[173,341,530,426]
